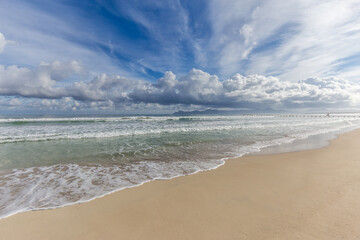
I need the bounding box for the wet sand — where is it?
[1,129,360,239]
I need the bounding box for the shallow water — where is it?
[1,114,359,218]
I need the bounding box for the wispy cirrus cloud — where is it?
[0,32,16,53]
[206,0,360,81]
[2,0,360,82]
[0,0,165,79]
[0,33,7,53]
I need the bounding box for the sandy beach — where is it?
[1,129,360,239]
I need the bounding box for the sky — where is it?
[0,0,360,114]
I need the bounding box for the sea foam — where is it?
[0,115,359,218]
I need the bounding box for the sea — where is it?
[1,114,360,218]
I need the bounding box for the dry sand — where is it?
[1,129,360,239]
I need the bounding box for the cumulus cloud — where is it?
[0,60,85,98]
[130,70,360,110]
[1,61,359,111]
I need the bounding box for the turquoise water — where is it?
[0,114,359,218]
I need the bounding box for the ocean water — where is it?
[0,114,360,218]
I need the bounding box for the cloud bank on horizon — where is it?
[0,0,360,113]
[1,61,359,112]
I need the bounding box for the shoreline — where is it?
[2,128,360,239]
[0,124,356,220]
[250,124,358,156]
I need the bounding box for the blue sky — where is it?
[0,0,360,113]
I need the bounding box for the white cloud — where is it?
[0,0,198,79]
[207,0,360,81]
[0,1,137,78]
[0,61,84,98]
[0,32,16,54]
[2,1,360,84]
[0,63,359,111]
[0,33,6,53]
